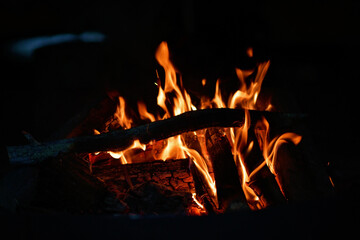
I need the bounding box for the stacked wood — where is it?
[5,107,310,213]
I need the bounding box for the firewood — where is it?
[247,166,286,207]
[189,162,218,214]
[205,127,248,211]
[245,130,286,207]
[7,108,305,165]
[274,143,334,203]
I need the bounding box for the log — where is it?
[182,131,218,213]
[245,130,286,207]
[189,162,217,214]
[7,108,305,165]
[205,127,248,211]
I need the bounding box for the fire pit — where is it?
[5,41,333,216]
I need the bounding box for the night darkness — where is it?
[1,0,359,238]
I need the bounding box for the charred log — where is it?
[245,130,287,207]
[7,108,304,165]
[205,127,248,211]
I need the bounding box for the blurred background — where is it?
[1,0,359,171]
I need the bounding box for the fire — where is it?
[93,41,302,213]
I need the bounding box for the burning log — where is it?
[189,162,217,214]
[182,131,218,213]
[245,130,287,208]
[7,108,304,165]
[205,127,248,211]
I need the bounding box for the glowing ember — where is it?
[93,41,302,213]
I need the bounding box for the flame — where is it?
[114,96,133,129]
[211,80,226,108]
[137,101,156,122]
[230,110,260,205]
[202,79,207,86]
[155,41,195,117]
[246,47,253,58]
[108,139,146,164]
[230,61,269,110]
[192,193,205,209]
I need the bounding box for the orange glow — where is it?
[202,78,207,86]
[114,96,133,129]
[246,47,253,58]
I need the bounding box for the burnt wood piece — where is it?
[189,160,217,214]
[274,144,334,203]
[245,130,286,208]
[91,157,194,194]
[7,108,305,165]
[247,166,287,208]
[90,157,197,214]
[205,128,248,211]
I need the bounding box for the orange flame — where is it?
[230,61,270,110]
[108,139,146,164]
[114,96,133,129]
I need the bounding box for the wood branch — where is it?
[7,108,305,165]
[205,127,248,211]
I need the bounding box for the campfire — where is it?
[7,41,332,216]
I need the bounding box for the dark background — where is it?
[1,0,359,236]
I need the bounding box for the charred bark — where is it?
[7,108,304,165]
